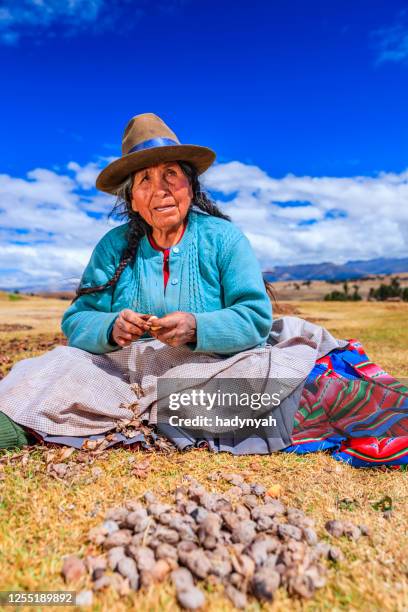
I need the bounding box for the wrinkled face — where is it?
[131,161,193,230]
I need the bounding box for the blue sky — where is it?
[1,0,408,289]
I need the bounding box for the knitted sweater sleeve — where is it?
[60,239,121,354]
[189,232,273,355]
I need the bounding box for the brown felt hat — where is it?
[96,113,216,194]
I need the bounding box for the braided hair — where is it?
[70,161,232,305]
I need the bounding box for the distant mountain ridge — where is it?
[1,257,408,293]
[263,257,408,282]
[0,279,79,294]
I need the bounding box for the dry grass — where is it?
[0,296,408,611]
[290,300,408,378]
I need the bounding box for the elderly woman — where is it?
[62,113,273,357]
[0,113,348,452]
[3,113,405,466]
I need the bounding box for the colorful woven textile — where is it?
[284,339,408,468]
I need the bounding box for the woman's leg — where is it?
[0,411,37,450]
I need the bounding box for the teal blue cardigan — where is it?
[61,207,273,356]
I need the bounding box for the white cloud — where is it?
[372,13,408,64]
[0,0,106,44]
[0,0,186,45]
[0,243,92,288]
[1,158,408,289]
[0,161,119,289]
[202,161,408,269]
[67,161,101,190]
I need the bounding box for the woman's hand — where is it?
[148,311,197,347]
[111,310,152,347]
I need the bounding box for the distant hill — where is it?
[1,257,408,293]
[263,257,408,282]
[0,280,78,294]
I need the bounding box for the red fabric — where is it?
[147,220,186,289]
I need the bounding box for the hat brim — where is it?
[95,144,216,194]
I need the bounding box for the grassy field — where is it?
[0,294,407,611]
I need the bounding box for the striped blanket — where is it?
[285,339,408,468]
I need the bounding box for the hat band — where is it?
[127,137,179,155]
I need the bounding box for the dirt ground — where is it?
[0,294,407,611]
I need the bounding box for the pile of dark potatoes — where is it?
[62,472,368,609]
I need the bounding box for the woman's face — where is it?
[131,161,193,230]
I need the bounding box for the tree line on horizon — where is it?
[324,277,408,302]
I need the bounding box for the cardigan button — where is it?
[173,246,179,253]
[171,278,179,285]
